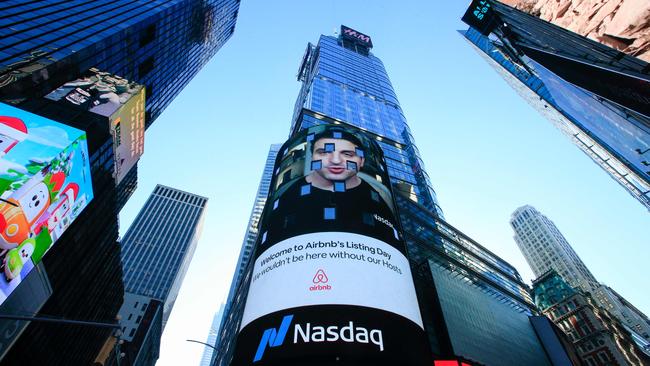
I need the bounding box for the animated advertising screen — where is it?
[0,103,93,305]
[232,124,431,366]
[45,67,145,184]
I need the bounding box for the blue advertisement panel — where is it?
[232,124,430,366]
[0,103,93,305]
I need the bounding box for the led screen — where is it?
[461,0,497,36]
[45,68,145,184]
[0,103,93,305]
[232,124,430,365]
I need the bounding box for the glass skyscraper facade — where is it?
[0,0,240,128]
[121,184,207,327]
[0,1,238,364]
[460,0,650,210]
[215,26,574,366]
[292,32,443,217]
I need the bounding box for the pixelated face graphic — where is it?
[18,182,49,222]
[0,134,18,153]
[312,138,365,183]
[19,242,34,263]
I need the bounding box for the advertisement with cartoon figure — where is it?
[45,67,145,184]
[0,103,93,305]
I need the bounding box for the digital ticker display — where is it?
[0,103,93,305]
[232,124,431,365]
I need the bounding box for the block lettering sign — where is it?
[231,124,431,365]
[461,0,497,36]
[341,25,373,48]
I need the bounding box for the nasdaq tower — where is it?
[215,26,574,366]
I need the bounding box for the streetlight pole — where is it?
[186,339,218,351]
[0,314,123,365]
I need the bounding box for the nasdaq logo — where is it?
[253,315,294,362]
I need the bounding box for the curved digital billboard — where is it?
[232,124,430,365]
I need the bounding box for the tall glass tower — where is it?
[460,0,650,210]
[0,0,241,128]
[0,3,238,363]
[292,27,443,217]
[215,26,573,366]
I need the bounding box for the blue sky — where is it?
[117,1,650,364]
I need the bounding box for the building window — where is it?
[139,57,154,77]
[141,303,148,311]
[127,314,133,321]
[129,328,136,337]
[140,23,156,47]
[134,302,139,308]
[136,316,142,324]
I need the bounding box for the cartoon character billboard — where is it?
[232,124,431,365]
[0,103,93,305]
[45,67,145,184]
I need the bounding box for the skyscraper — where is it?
[213,144,281,363]
[511,205,650,347]
[510,205,599,293]
[115,185,207,366]
[215,25,576,366]
[121,184,207,327]
[460,0,650,210]
[201,303,225,366]
[226,144,282,299]
[0,0,241,128]
[0,3,238,363]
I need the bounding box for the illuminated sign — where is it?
[0,103,93,305]
[461,0,497,36]
[341,25,373,48]
[45,68,145,184]
[232,124,430,365]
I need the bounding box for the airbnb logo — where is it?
[312,269,328,284]
[310,269,331,291]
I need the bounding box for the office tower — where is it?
[0,0,241,129]
[533,271,650,365]
[460,0,650,210]
[0,3,238,363]
[115,185,207,366]
[511,205,650,346]
[121,184,207,327]
[510,205,599,293]
[213,144,281,363]
[201,303,225,366]
[214,26,576,366]
[500,0,650,62]
[226,144,282,300]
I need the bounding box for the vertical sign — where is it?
[461,0,497,36]
[232,124,430,365]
